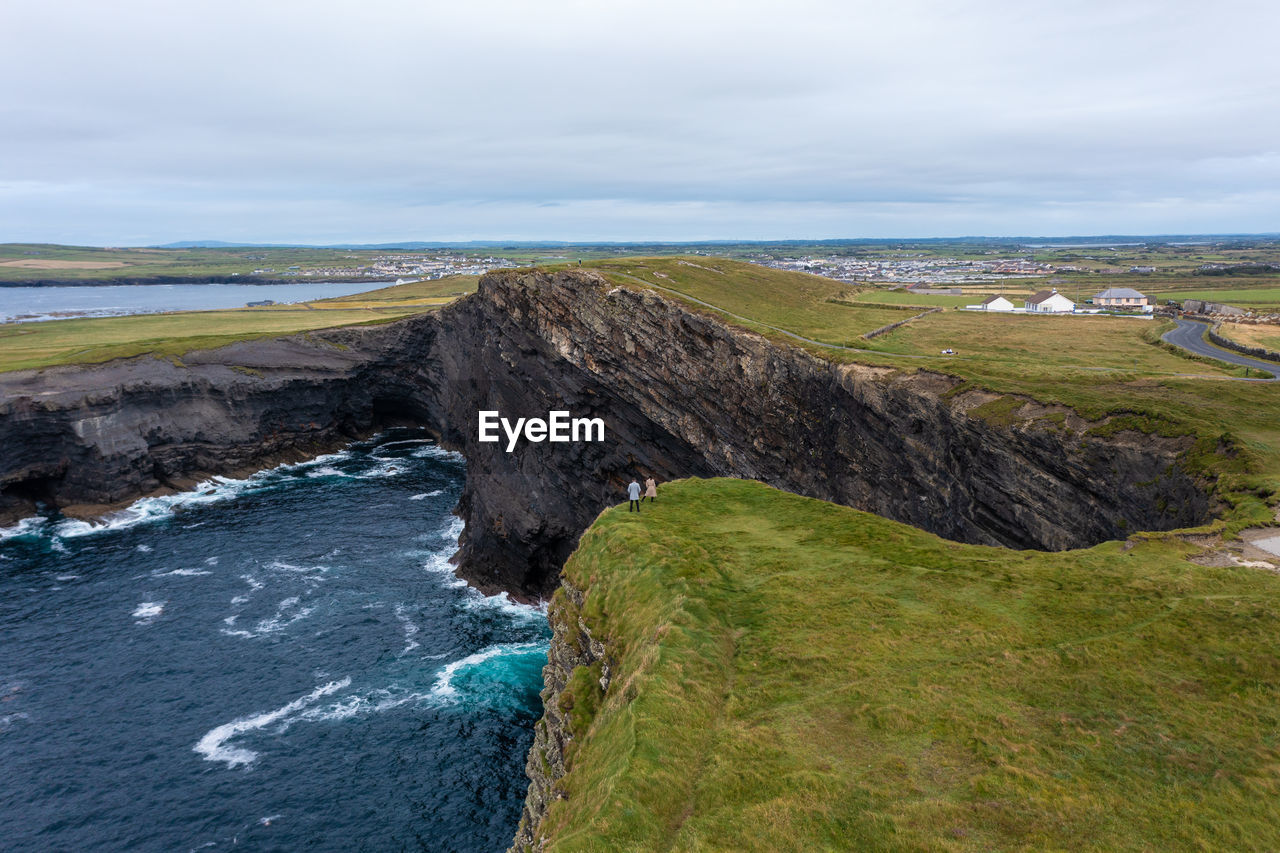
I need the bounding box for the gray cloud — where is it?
[2,0,1278,242]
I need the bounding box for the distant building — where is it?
[1025,289,1075,314]
[1092,287,1152,312]
[246,300,276,307]
[1129,266,1157,274]
[978,294,1016,311]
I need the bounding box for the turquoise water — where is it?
[0,430,548,851]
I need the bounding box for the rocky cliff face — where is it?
[507,577,602,853]
[0,316,440,523]
[431,269,1209,598]
[1,268,1209,598]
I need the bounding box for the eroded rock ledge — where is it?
[2,268,1209,600]
[433,269,1208,597]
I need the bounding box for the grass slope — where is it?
[542,478,1280,852]
[0,275,477,372]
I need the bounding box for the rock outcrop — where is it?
[431,270,1209,597]
[2,268,1211,599]
[507,577,602,853]
[0,316,440,522]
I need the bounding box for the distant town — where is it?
[760,253,1159,284]
[241,253,519,281]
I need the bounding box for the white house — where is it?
[1025,288,1075,314]
[978,294,1016,311]
[1092,287,1153,312]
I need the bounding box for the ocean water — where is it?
[0,430,549,852]
[0,281,393,323]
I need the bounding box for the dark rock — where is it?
[1,268,1210,601]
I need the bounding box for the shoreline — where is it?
[0,275,398,288]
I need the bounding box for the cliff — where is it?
[0,315,440,522]
[431,269,1208,597]
[3,268,1209,599]
[505,479,1280,851]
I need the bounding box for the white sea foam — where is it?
[136,544,153,553]
[0,434,447,544]
[376,438,433,450]
[411,444,464,462]
[422,551,467,588]
[429,642,546,701]
[205,556,219,566]
[54,574,80,582]
[133,601,165,622]
[221,596,315,639]
[278,450,351,475]
[460,588,549,623]
[266,560,330,575]
[408,489,444,501]
[394,604,421,655]
[54,475,256,539]
[194,677,351,769]
[440,516,464,541]
[0,517,47,542]
[297,685,433,723]
[154,568,213,577]
[231,575,265,605]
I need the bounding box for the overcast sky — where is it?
[3,0,1278,244]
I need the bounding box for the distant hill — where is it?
[149,235,1280,252]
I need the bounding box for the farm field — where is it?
[0,276,477,372]
[1218,323,1280,353]
[1163,287,1280,310]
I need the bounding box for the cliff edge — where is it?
[2,268,1211,600]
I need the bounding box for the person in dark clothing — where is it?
[627,479,641,512]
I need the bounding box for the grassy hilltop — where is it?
[540,479,1280,852]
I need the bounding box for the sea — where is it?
[0,429,549,852]
[0,281,393,323]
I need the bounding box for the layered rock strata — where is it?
[432,270,1208,597]
[0,316,440,522]
[2,268,1210,599]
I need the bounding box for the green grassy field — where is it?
[838,290,987,308]
[0,275,477,372]
[537,478,1280,852]
[0,243,392,281]
[1219,323,1280,353]
[1164,288,1280,310]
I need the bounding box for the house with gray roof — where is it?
[1092,287,1152,312]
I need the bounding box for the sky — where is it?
[3,0,1279,244]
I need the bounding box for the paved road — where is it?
[1162,318,1279,379]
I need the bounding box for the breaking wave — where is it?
[194,678,352,769]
